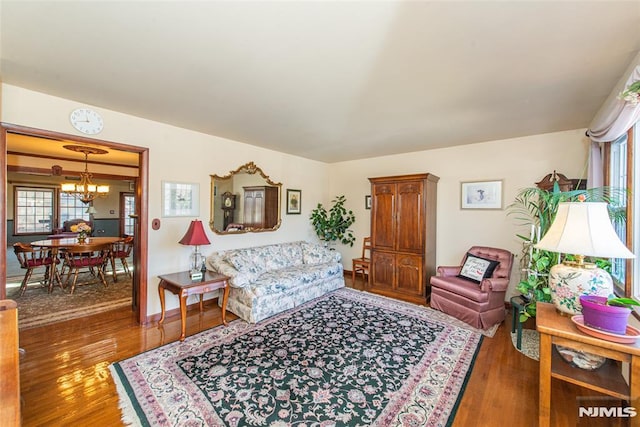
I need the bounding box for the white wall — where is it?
[1,84,330,316]
[329,129,589,298]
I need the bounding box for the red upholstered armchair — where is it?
[430,246,514,329]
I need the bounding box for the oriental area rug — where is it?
[110,288,483,426]
[6,274,132,329]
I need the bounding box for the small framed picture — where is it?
[162,181,200,217]
[461,180,503,210]
[286,189,302,214]
[365,195,372,210]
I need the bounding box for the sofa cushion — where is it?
[206,254,258,288]
[226,249,267,275]
[232,263,343,307]
[457,253,500,284]
[262,242,304,270]
[301,242,340,265]
[223,274,345,324]
[225,243,305,274]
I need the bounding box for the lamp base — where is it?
[549,263,614,315]
[189,250,205,281]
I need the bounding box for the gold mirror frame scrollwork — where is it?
[210,161,282,234]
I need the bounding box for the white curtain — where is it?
[587,52,640,187]
[587,140,603,188]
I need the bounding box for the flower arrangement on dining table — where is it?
[619,80,640,105]
[70,222,92,242]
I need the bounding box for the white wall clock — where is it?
[70,108,104,135]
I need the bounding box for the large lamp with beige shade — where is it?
[535,201,635,316]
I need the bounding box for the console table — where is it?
[158,271,230,341]
[537,302,640,427]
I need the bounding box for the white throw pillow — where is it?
[457,253,500,284]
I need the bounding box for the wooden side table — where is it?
[158,271,230,341]
[537,302,640,427]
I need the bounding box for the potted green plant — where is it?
[310,195,356,247]
[508,183,625,322]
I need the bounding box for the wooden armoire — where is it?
[367,173,439,304]
[243,186,279,229]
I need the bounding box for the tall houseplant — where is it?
[508,183,625,322]
[310,195,356,247]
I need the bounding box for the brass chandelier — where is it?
[60,145,110,204]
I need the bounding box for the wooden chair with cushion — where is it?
[61,242,111,294]
[352,237,372,285]
[108,236,134,282]
[13,243,63,295]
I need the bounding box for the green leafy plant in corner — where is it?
[508,182,625,322]
[310,195,356,246]
[515,249,553,322]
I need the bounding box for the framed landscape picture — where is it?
[162,181,199,217]
[461,180,503,210]
[287,189,301,214]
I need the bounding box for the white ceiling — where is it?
[1,1,639,163]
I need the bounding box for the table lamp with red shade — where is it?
[179,219,211,280]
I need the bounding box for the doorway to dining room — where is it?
[1,123,149,325]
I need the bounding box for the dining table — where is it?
[30,236,124,291]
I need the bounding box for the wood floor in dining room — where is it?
[15,278,627,427]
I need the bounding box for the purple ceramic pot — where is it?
[579,295,631,335]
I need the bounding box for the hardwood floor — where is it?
[16,279,628,426]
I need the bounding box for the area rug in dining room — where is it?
[110,288,482,426]
[6,274,132,329]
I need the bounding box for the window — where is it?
[59,193,90,224]
[14,188,91,235]
[606,123,636,299]
[14,187,54,234]
[122,193,136,236]
[609,132,628,290]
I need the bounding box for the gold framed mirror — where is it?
[210,162,282,234]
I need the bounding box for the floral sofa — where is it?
[205,241,345,323]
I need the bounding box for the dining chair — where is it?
[13,242,62,295]
[61,242,111,294]
[351,237,371,286]
[109,236,134,282]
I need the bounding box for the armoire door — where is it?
[371,183,395,251]
[396,181,424,253]
[371,251,395,291]
[396,254,424,298]
[243,188,265,228]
